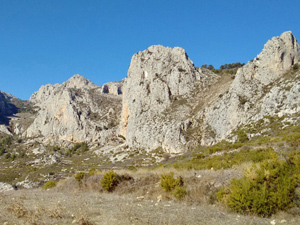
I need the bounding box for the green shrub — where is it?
[218,157,300,217]
[2,137,12,146]
[4,152,11,159]
[173,186,187,200]
[0,147,6,156]
[68,142,89,156]
[101,170,118,192]
[237,129,249,143]
[79,142,88,153]
[293,63,299,71]
[43,180,56,189]
[88,168,97,175]
[168,147,276,171]
[75,172,86,183]
[160,172,183,192]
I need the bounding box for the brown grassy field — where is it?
[1,167,300,225]
[2,189,297,225]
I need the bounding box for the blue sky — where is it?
[1,0,300,100]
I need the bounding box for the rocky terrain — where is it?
[0,31,300,224]
[120,31,300,152]
[0,31,298,155]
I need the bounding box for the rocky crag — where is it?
[202,31,300,145]
[120,31,300,152]
[0,31,299,153]
[24,74,123,146]
[120,45,220,153]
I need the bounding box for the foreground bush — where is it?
[218,154,300,217]
[101,170,118,192]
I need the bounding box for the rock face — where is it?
[1,31,299,154]
[120,45,219,152]
[101,81,123,96]
[25,74,122,145]
[0,91,18,125]
[202,31,300,144]
[120,31,300,152]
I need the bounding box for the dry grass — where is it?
[1,188,299,225]
[0,166,292,223]
[1,167,300,224]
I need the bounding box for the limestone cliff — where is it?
[25,74,122,145]
[202,31,300,145]
[120,45,219,152]
[1,31,299,154]
[120,31,300,152]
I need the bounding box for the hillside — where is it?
[0,31,300,223]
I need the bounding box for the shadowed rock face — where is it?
[100,81,123,96]
[0,91,18,125]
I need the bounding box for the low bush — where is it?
[218,155,300,217]
[88,168,97,175]
[66,142,89,157]
[167,147,276,171]
[160,172,183,192]
[237,129,249,143]
[173,186,187,200]
[75,172,86,183]
[101,170,118,192]
[43,180,56,189]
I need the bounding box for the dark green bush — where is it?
[101,170,118,192]
[160,172,183,192]
[218,156,300,217]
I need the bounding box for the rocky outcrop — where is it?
[101,81,123,95]
[202,31,300,144]
[25,74,122,145]
[1,31,299,154]
[120,31,300,152]
[120,45,219,152]
[0,91,18,126]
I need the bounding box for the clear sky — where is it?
[1,0,300,100]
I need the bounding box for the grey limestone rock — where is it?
[101,80,124,95]
[120,45,219,152]
[25,74,122,145]
[202,31,300,144]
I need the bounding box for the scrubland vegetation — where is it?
[0,111,300,224]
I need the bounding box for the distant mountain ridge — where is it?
[0,31,299,153]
